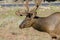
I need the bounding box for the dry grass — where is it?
[0,6,60,40]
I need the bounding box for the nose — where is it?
[19,24,25,29]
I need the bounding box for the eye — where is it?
[20,14,23,16]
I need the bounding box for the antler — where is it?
[34,0,42,11]
[15,0,42,16]
[30,0,42,17]
[15,0,29,16]
[15,9,27,16]
[24,0,29,13]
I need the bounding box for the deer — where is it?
[15,0,60,40]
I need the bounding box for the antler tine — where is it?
[30,0,42,17]
[34,0,42,12]
[24,0,29,13]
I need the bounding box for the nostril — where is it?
[19,26,23,29]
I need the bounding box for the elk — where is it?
[16,0,60,40]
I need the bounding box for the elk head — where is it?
[16,0,42,29]
[19,13,38,29]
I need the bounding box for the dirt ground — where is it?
[0,6,60,40]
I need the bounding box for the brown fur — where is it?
[19,12,60,40]
[15,0,60,40]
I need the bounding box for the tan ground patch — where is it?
[0,6,60,40]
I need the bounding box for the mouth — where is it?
[19,26,23,29]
